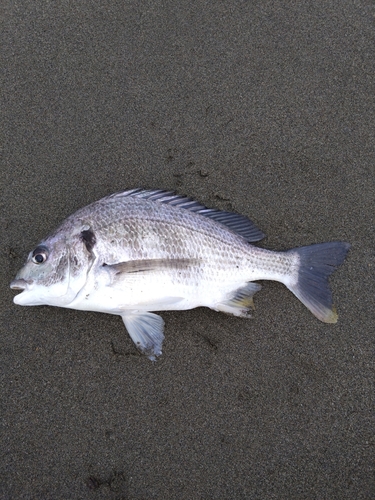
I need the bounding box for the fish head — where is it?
[10,227,91,307]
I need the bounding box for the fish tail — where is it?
[285,242,350,323]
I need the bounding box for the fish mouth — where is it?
[10,278,31,291]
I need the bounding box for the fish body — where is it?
[10,189,350,359]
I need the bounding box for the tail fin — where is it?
[286,242,350,323]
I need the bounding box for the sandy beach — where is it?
[2,2,374,498]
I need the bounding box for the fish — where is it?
[10,189,350,360]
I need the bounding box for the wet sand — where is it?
[2,2,374,498]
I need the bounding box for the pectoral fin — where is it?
[121,311,165,360]
[102,258,199,283]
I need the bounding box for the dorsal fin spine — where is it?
[104,189,266,243]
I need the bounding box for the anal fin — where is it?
[215,282,262,318]
[121,311,165,360]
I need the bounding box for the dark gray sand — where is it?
[2,2,374,498]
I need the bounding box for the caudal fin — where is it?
[286,242,350,323]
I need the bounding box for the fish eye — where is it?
[32,246,49,264]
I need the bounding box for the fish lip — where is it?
[10,278,32,291]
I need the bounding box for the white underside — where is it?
[65,275,214,314]
[65,266,288,316]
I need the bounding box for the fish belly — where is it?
[67,246,296,316]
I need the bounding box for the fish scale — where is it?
[10,189,350,360]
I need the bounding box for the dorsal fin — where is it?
[107,189,266,243]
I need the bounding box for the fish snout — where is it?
[10,278,31,291]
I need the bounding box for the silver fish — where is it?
[10,189,350,360]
